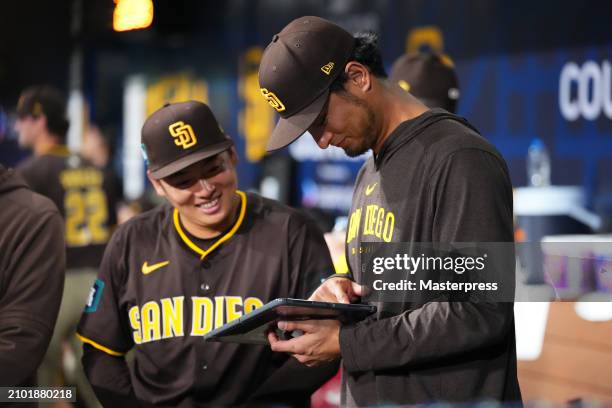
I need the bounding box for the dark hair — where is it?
[47,119,69,143]
[330,31,387,92]
[17,85,69,142]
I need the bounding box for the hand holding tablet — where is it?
[204,298,376,345]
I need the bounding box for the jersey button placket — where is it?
[200,283,211,293]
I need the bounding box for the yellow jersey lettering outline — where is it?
[346,208,362,244]
[347,204,396,244]
[169,121,197,149]
[321,62,335,75]
[260,88,286,112]
[142,260,170,275]
[128,296,265,343]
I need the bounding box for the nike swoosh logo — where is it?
[365,183,377,196]
[142,261,170,275]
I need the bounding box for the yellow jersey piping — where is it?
[43,145,70,157]
[76,333,126,357]
[173,190,247,260]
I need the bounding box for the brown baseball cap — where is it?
[258,16,355,151]
[389,51,460,113]
[141,101,233,179]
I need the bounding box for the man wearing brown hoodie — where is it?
[0,164,64,404]
[259,16,521,407]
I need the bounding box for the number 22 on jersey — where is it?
[61,168,109,247]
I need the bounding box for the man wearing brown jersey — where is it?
[77,100,337,407]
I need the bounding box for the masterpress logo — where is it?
[361,242,516,302]
[559,60,612,121]
[370,252,497,294]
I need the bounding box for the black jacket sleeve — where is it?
[340,149,516,373]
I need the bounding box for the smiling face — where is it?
[149,150,240,239]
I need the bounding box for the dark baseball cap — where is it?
[16,85,69,135]
[258,16,355,151]
[389,52,460,113]
[141,101,233,179]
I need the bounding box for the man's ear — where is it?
[147,170,166,197]
[344,62,372,94]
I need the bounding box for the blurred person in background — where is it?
[389,50,460,113]
[81,122,159,225]
[14,85,120,407]
[116,193,159,224]
[81,125,115,170]
[81,124,126,222]
[0,164,64,407]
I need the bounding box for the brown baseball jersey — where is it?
[77,191,336,406]
[0,165,64,396]
[16,145,119,269]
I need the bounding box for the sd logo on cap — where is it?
[141,101,233,179]
[258,16,355,152]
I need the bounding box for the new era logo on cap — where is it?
[258,16,355,151]
[321,62,335,75]
[141,101,233,179]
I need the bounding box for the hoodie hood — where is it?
[0,164,29,195]
[374,108,479,170]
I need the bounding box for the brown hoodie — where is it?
[340,109,521,406]
[0,164,64,394]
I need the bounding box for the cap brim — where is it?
[266,90,329,152]
[150,140,233,179]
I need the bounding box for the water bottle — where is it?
[527,138,551,187]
